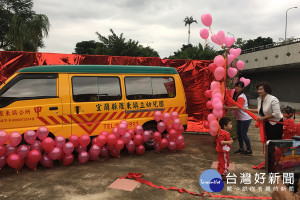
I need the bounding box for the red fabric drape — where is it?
[0,51,214,132]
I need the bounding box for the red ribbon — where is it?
[119,172,272,199]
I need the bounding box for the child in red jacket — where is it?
[282,106,296,139]
[216,117,233,180]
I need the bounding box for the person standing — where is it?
[247,82,283,140]
[224,81,253,155]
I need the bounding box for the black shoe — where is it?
[242,150,253,155]
[234,149,244,154]
[221,175,227,181]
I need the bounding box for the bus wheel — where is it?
[143,121,158,150]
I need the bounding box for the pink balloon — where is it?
[126,140,135,154]
[37,126,49,140]
[244,78,250,87]
[63,142,74,155]
[7,153,21,169]
[177,125,184,135]
[204,90,212,98]
[157,122,166,133]
[152,131,162,142]
[42,137,55,153]
[210,120,219,129]
[114,139,124,151]
[96,134,107,147]
[136,144,145,155]
[206,101,213,109]
[90,144,101,156]
[79,134,90,148]
[63,154,74,166]
[5,144,16,156]
[204,121,210,129]
[76,145,87,154]
[162,113,171,123]
[227,67,237,78]
[27,149,41,163]
[176,135,185,145]
[212,98,222,106]
[210,129,218,136]
[210,81,220,90]
[118,123,127,136]
[133,134,143,145]
[201,13,212,27]
[101,131,109,136]
[199,28,209,39]
[0,145,5,157]
[17,145,30,159]
[154,142,161,152]
[107,134,117,146]
[227,54,235,66]
[134,125,143,135]
[78,151,89,164]
[208,63,218,72]
[168,141,176,151]
[112,127,120,138]
[128,129,135,138]
[24,130,37,145]
[213,109,223,119]
[171,111,179,120]
[120,120,128,128]
[142,131,151,142]
[211,34,222,45]
[169,129,177,140]
[214,67,225,81]
[40,154,53,168]
[0,155,6,169]
[48,147,62,160]
[216,31,225,45]
[176,141,186,150]
[0,130,8,145]
[236,60,245,70]
[212,93,223,101]
[54,136,65,148]
[153,111,162,122]
[100,146,109,158]
[166,124,173,132]
[229,48,241,58]
[159,138,169,149]
[207,114,216,122]
[92,137,98,145]
[225,36,235,48]
[69,135,80,148]
[213,103,223,110]
[30,140,42,151]
[122,132,131,144]
[173,119,181,130]
[8,132,22,147]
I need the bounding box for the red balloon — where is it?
[79,134,90,148]
[126,140,135,154]
[27,149,42,163]
[169,129,178,140]
[54,136,65,148]
[89,150,98,161]
[42,137,55,153]
[154,142,161,153]
[76,145,87,154]
[0,155,7,169]
[24,130,37,145]
[92,137,98,145]
[142,131,151,142]
[206,101,213,109]
[112,127,120,138]
[157,122,166,133]
[5,144,17,156]
[30,140,42,151]
[0,130,8,145]
[136,144,145,155]
[17,159,25,171]
[96,134,107,147]
[152,131,162,142]
[176,135,185,145]
[176,141,186,150]
[8,132,22,147]
[204,121,210,129]
[100,131,109,136]
[69,135,80,148]
[26,159,37,170]
[107,134,117,146]
[63,154,74,166]
[115,139,124,151]
[208,63,217,72]
[118,123,127,136]
[159,138,169,149]
[0,145,6,157]
[100,146,109,158]
[177,125,184,135]
[17,145,30,159]
[204,90,212,98]
[122,132,131,144]
[78,151,89,164]
[90,144,101,157]
[110,149,120,158]
[127,129,135,138]
[134,125,143,135]
[173,119,182,130]
[7,153,21,169]
[133,134,143,145]
[40,154,53,168]
[162,113,171,123]
[166,124,173,132]
[48,147,62,160]
[63,142,74,155]
[168,141,176,151]
[37,126,49,140]
[106,145,114,151]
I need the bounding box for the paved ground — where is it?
[0,120,283,200]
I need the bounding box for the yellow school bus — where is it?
[0,65,188,145]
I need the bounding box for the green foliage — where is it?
[233,36,273,50]
[0,0,50,51]
[168,43,218,60]
[74,29,159,57]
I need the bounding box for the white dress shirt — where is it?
[257,94,283,125]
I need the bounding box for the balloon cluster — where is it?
[0,112,185,172]
[199,13,251,135]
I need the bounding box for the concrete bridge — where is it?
[239,38,300,109]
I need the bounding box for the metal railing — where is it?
[241,38,300,54]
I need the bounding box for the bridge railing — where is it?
[241,38,300,54]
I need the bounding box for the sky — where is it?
[32,0,300,58]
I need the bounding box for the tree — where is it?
[168,43,218,60]
[233,37,273,50]
[0,0,50,51]
[74,29,159,57]
[183,16,197,45]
